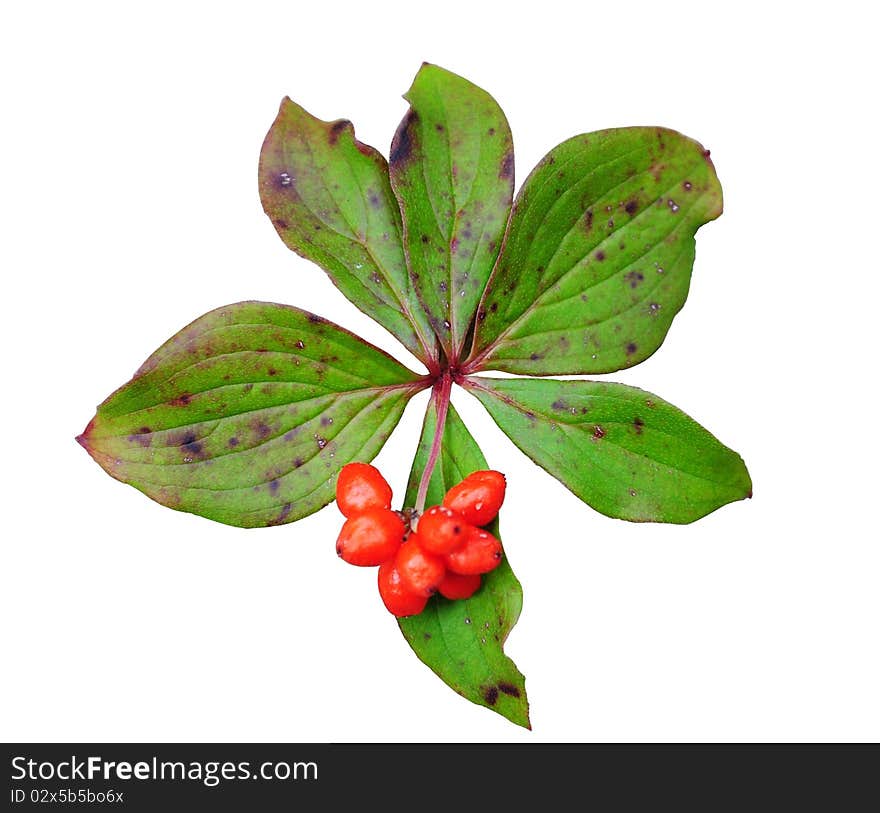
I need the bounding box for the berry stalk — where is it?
[414,371,453,516]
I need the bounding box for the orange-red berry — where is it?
[417,505,471,555]
[378,561,428,617]
[336,507,405,567]
[437,571,481,600]
[395,532,446,597]
[442,469,506,526]
[335,462,392,518]
[445,526,503,575]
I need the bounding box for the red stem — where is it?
[415,371,452,515]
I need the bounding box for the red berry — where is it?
[395,532,446,597]
[437,571,481,600]
[442,470,506,526]
[378,561,428,617]
[417,505,471,555]
[336,508,405,567]
[445,527,503,575]
[336,462,392,518]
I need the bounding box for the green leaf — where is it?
[467,127,722,374]
[466,376,750,524]
[389,63,514,363]
[399,401,529,728]
[259,98,438,367]
[78,302,426,528]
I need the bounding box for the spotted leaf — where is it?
[389,63,514,362]
[466,128,722,374]
[399,401,529,728]
[259,98,438,367]
[466,376,750,524]
[78,302,426,527]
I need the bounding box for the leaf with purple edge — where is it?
[259,98,438,368]
[78,302,427,528]
[389,63,514,363]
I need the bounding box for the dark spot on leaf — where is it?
[552,399,568,411]
[634,417,644,435]
[490,302,498,313]
[624,198,638,215]
[253,421,271,439]
[390,109,417,164]
[328,119,349,145]
[583,209,593,231]
[435,123,444,132]
[244,383,254,393]
[170,393,191,406]
[320,415,333,427]
[256,348,268,354]
[646,399,656,409]
[182,434,203,457]
[487,127,495,136]
[267,368,278,376]
[483,686,499,706]
[683,180,693,191]
[269,479,280,494]
[421,234,429,244]
[316,437,327,450]
[499,150,513,180]
[626,342,638,355]
[293,457,304,468]
[559,336,570,349]
[595,250,606,261]
[295,340,305,350]
[307,312,325,324]
[368,191,380,208]
[268,502,292,526]
[525,411,536,421]
[450,237,459,254]
[127,427,152,447]
[593,425,606,439]
[228,437,240,448]
[624,270,645,288]
[273,218,288,229]
[424,632,432,639]
[478,308,487,322]
[529,353,543,361]
[498,682,521,698]
[370,271,381,284]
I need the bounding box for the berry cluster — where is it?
[335,463,506,617]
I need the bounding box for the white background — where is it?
[2,1,877,743]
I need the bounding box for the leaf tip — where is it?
[76,418,96,451]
